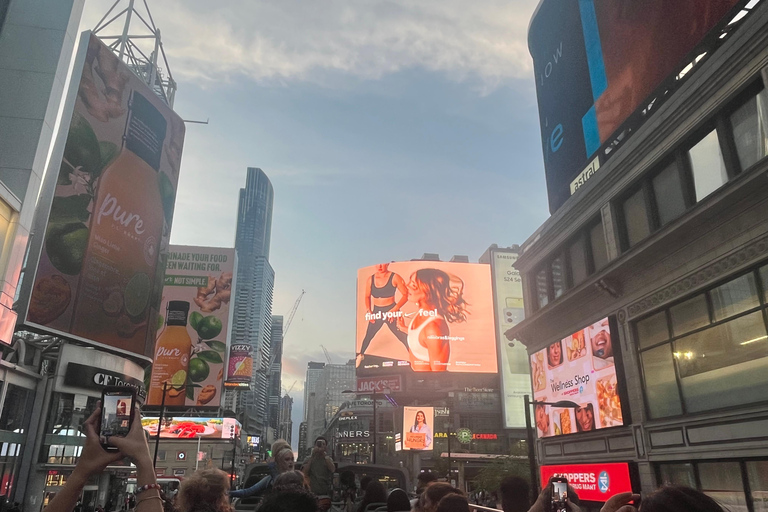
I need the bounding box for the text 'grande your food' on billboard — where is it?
[402,406,434,451]
[528,0,741,213]
[146,246,235,408]
[530,317,624,437]
[20,31,185,358]
[355,261,496,375]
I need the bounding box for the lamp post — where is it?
[152,382,169,468]
[342,388,391,464]
[523,395,578,495]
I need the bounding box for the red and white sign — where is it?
[540,463,632,502]
[357,375,402,393]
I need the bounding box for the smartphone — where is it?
[99,386,137,451]
[549,477,569,512]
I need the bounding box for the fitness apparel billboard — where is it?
[21,32,185,358]
[147,246,235,408]
[489,248,529,428]
[530,317,624,437]
[529,0,742,212]
[402,406,434,451]
[356,261,496,375]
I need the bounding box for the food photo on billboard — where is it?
[530,316,628,437]
[19,31,185,358]
[142,417,241,439]
[402,406,434,451]
[355,261,496,375]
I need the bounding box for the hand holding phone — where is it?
[99,386,137,452]
[550,477,569,512]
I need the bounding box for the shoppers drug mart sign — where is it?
[540,463,632,502]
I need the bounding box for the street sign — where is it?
[456,428,472,444]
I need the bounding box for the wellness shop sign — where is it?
[147,246,235,408]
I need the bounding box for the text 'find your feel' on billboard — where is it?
[355,261,496,375]
[21,32,185,358]
[147,246,235,408]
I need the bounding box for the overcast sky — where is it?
[78,0,548,447]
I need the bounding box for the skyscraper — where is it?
[267,315,284,435]
[303,362,325,421]
[230,168,275,436]
[306,360,355,445]
[278,394,293,445]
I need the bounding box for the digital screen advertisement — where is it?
[226,343,253,389]
[142,417,241,439]
[530,317,624,437]
[355,261,496,375]
[21,32,185,357]
[490,248,529,429]
[528,0,742,212]
[402,406,434,451]
[540,463,633,502]
[147,246,235,408]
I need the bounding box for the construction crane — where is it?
[283,380,298,396]
[258,290,305,374]
[320,344,333,364]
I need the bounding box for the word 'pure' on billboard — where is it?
[402,406,434,451]
[529,0,743,213]
[146,246,236,408]
[20,32,185,358]
[355,261,496,375]
[530,317,625,438]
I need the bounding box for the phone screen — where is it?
[100,390,134,443]
[550,480,568,512]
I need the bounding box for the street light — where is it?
[342,388,391,464]
[523,395,579,496]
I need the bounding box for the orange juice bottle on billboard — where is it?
[71,91,167,353]
[148,301,191,405]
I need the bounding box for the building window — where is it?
[0,385,34,434]
[730,87,768,171]
[568,237,588,287]
[689,129,728,201]
[535,268,548,309]
[551,255,565,299]
[622,188,651,248]
[651,162,687,227]
[636,266,768,419]
[589,221,609,271]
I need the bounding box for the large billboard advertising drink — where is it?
[489,248,529,429]
[529,0,742,213]
[147,246,235,408]
[402,406,434,451]
[355,261,496,375]
[19,32,185,358]
[530,317,624,437]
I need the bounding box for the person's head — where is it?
[414,410,427,427]
[314,436,328,452]
[340,470,356,490]
[257,488,317,512]
[499,476,530,512]
[547,341,563,367]
[590,318,612,359]
[363,480,388,505]
[274,447,295,472]
[177,469,230,512]
[407,269,468,323]
[360,475,373,492]
[436,494,469,512]
[375,263,390,273]
[417,471,438,493]
[641,485,725,512]
[423,483,462,512]
[575,403,595,432]
[271,439,291,459]
[273,470,306,491]
[535,404,549,433]
[387,488,411,512]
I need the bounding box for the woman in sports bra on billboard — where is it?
[397,268,468,372]
[357,263,409,366]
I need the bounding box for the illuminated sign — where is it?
[356,375,402,393]
[141,417,241,439]
[402,406,434,451]
[540,463,633,502]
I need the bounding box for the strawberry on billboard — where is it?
[540,463,633,502]
[20,32,185,358]
[146,246,235,408]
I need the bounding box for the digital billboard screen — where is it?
[402,406,434,451]
[529,0,742,213]
[146,246,235,408]
[142,417,241,439]
[540,463,633,502]
[355,261,496,375]
[21,32,185,358]
[490,248,529,428]
[530,317,624,437]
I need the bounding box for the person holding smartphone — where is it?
[302,436,335,497]
[44,401,160,512]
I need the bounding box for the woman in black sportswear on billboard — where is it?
[357,263,409,366]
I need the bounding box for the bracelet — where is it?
[135,483,162,495]
[136,496,163,507]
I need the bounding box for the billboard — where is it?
[20,32,185,357]
[530,317,624,437]
[489,248,529,429]
[141,417,241,439]
[225,343,253,388]
[356,375,402,393]
[147,246,235,408]
[529,0,743,212]
[402,406,434,451]
[540,463,633,502]
[355,261,496,374]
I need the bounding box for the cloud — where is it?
[81,0,537,91]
